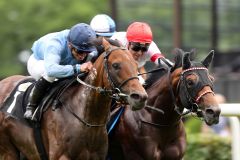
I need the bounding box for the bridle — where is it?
[141,66,215,128]
[69,46,139,127]
[174,67,214,116]
[77,46,139,101]
[103,46,139,96]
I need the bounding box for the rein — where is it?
[62,102,106,127]
[137,67,166,76]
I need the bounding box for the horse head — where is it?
[92,38,148,110]
[172,48,221,125]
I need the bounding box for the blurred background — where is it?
[1,0,239,159]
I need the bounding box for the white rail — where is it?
[219,103,240,160]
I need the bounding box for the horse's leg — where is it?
[163,137,186,160]
[0,113,18,160]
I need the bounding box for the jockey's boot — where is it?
[24,77,52,120]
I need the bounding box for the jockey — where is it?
[24,23,96,120]
[90,14,116,38]
[111,22,173,83]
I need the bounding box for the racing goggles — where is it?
[73,47,90,55]
[130,42,150,52]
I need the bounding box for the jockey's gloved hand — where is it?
[156,58,174,68]
[86,50,98,62]
[80,61,93,72]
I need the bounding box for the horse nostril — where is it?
[206,108,214,115]
[206,107,221,117]
[130,93,140,100]
[130,93,148,101]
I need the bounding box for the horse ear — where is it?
[173,48,184,68]
[201,50,214,68]
[182,53,191,70]
[189,48,196,61]
[102,38,111,51]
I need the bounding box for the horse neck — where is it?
[145,69,182,125]
[65,60,111,125]
[84,59,112,123]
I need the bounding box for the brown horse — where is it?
[0,39,148,160]
[108,48,221,160]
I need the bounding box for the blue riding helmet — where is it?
[68,23,96,52]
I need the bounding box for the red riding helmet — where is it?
[126,22,153,43]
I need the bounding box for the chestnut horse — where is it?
[0,39,148,160]
[108,48,221,160]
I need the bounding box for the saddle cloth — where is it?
[0,77,76,125]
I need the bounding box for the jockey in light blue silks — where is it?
[24,23,97,121]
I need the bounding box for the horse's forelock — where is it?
[90,38,121,47]
[90,38,122,56]
[90,38,102,46]
[171,48,198,72]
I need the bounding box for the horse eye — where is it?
[186,79,194,87]
[112,63,121,70]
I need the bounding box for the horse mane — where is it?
[91,38,121,53]
[144,65,167,89]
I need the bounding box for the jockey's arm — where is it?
[44,51,77,78]
[148,41,174,68]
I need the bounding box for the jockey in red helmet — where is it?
[126,22,152,43]
[111,22,173,83]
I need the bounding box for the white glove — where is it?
[86,51,98,61]
[155,58,174,68]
